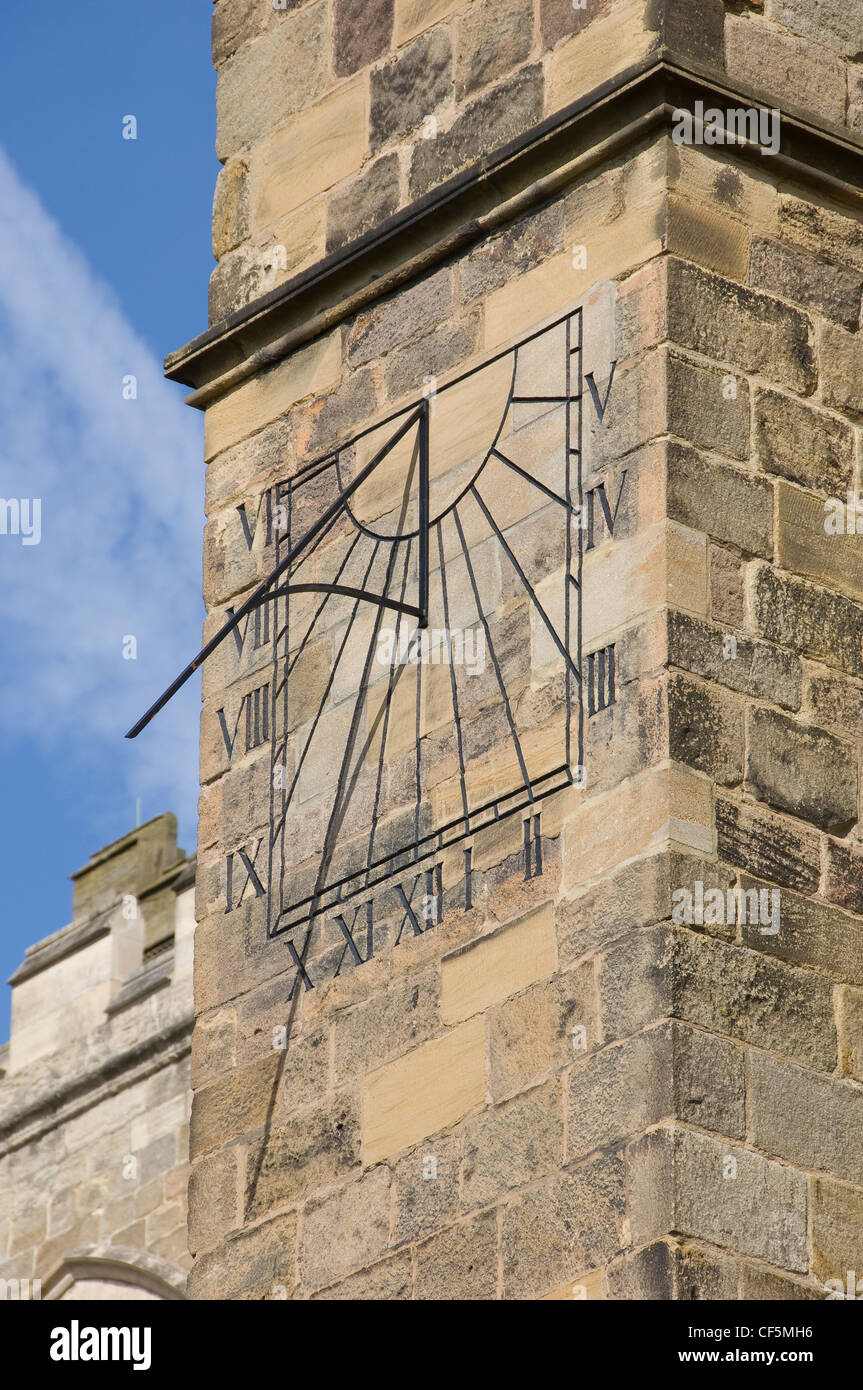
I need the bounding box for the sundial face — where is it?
[130,302,622,981]
[266,308,584,939]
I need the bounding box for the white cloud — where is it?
[0,145,204,841]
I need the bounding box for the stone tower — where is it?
[169,0,863,1299]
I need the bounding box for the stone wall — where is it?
[182,1,863,1298]
[0,815,195,1300]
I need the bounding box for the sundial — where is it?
[130,305,620,980]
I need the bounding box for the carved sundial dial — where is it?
[130,305,620,980]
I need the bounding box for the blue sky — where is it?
[0,2,217,1034]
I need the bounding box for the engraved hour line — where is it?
[436,519,470,827]
[299,490,416,946]
[270,540,383,843]
[364,540,414,886]
[469,483,581,683]
[451,504,533,806]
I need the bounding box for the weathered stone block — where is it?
[300,1167,391,1288]
[213,157,250,259]
[456,0,533,98]
[753,565,863,680]
[462,1080,563,1208]
[755,388,854,494]
[333,971,441,1081]
[666,351,750,460]
[745,706,857,834]
[629,1126,808,1272]
[668,610,801,711]
[488,962,597,1101]
[710,545,745,629]
[326,153,400,253]
[770,0,863,57]
[739,880,863,987]
[666,442,773,559]
[807,673,863,745]
[716,795,820,894]
[672,1022,746,1138]
[190,1052,280,1157]
[333,0,393,76]
[666,196,749,281]
[607,1239,739,1300]
[837,986,863,1082]
[500,1152,627,1298]
[567,1024,673,1158]
[245,1095,361,1218]
[749,1050,863,1188]
[370,28,452,149]
[667,672,744,785]
[311,1252,412,1300]
[409,66,544,200]
[825,839,863,917]
[818,321,863,419]
[188,1211,297,1300]
[415,1210,498,1300]
[811,1176,863,1284]
[725,14,847,127]
[777,480,863,601]
[667,259,816,395]
[348,268,453,367]
[672,928,836,1071]
[750,236,863,330]
[540,0,612,49]
[391,1135,461,1245]
[215,7,327,161]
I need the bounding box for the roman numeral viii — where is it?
[216,680,271,760]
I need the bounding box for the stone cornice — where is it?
[166,56,863,407]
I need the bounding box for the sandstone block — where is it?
[300,1167,391,1289]
[749,1050,863,1188]
[770,0,863,57]
[326,153,400,253]
[362,1016,486,1164]
[415,1210,498,1300]
[666,350,750,460]
[462,1079,563,1208]
[668,610,802,711]
[441,903,558,1024]
[187,1211,297,1300]
[666,442,773,559]
[250,77,367,232]
[629,1126,808,1271]
[818,321,863,419]
[567,1024,673,1158]
[333,0,393,76]
[724,14,846,127]
[667,259,816,395]
[370,28,452,149]
[752,564,863,679]
[456,0,533,98]
[667,673,744,786]
[715,795,820,894]
[750,236,863,330]
[190,1052,280,1158]
[409,66,544,200]
[755,387,854,495]
[215,7,327,161]
[825,839,863,917]
[311,1253,412,1300]
[745,706,857,833]
[500,1152,627,1298]
[245,1094,361,1218]
[391,1135,461,1245]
